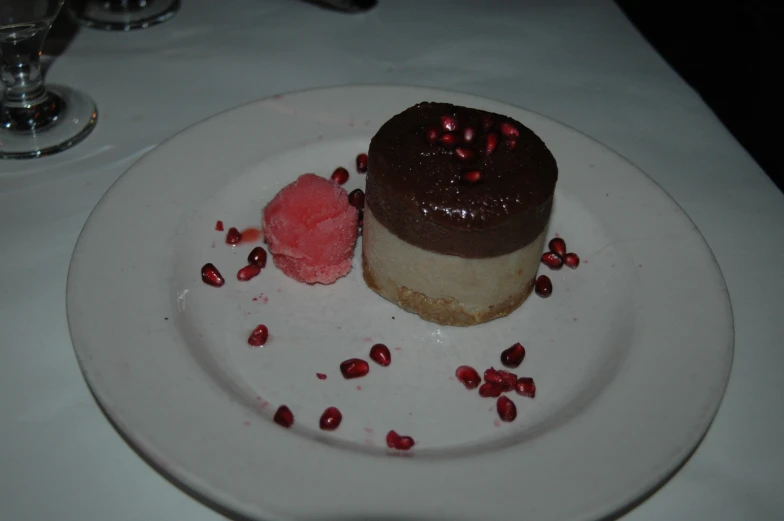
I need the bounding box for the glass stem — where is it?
[1,31,49,109]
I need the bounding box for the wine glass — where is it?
[1,0,97,159]
[68,0,179,31]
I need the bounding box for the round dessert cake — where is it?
[362,102,558,326]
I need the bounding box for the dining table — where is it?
[1,0,783,520]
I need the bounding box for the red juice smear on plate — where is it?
[239,227,262,244]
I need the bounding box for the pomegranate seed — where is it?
[563,252,580,269]
[356,153,368,173]
[340,358,369,379]
[479,382,503,397]
[499,370,517,392]
[439,132,459,147]
[462,170,483,184]
[485,132,499,154]
[516,377,536,398]
[200,263,225,287]
[440,115,459,131]
[484,367,503,385]
[273,405,294,428]
[331,167,349,185]
[497,396,517,422]
[348,188,365,210]
[247,246,267,267]
[215,220,224,231]
[454,147,476,161]
[319,406,343,431]
[425,127,439,144]
[481,115,494,130]
[463,126,476,143]
[499,122,519,137]
[548,237,567,256]
[506,138,517,151]
[316,373,327,380]
[396,437,415,450]
[386,430,415,451]
[455,365,481,390]
[541,251,563,270]
[501,342,526,368]
[237,264,261,281]
[248,324,269,347]
[226,227,241,244]
[369,343,391,367]
[535,275,553,298]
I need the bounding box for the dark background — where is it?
[616,1,783,191]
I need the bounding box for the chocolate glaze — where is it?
[366,102,558,258]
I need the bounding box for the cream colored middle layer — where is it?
[363,208,546,314]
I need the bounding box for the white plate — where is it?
[67,85,734,521]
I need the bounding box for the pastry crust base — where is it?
[361,208,545,326]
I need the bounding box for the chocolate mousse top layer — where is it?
[366,102,558,258]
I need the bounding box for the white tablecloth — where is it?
[2,1,783,519]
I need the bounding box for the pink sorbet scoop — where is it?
[262,173,359,284]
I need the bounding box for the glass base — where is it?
[69,0,180,31]
[0,84,98,159]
